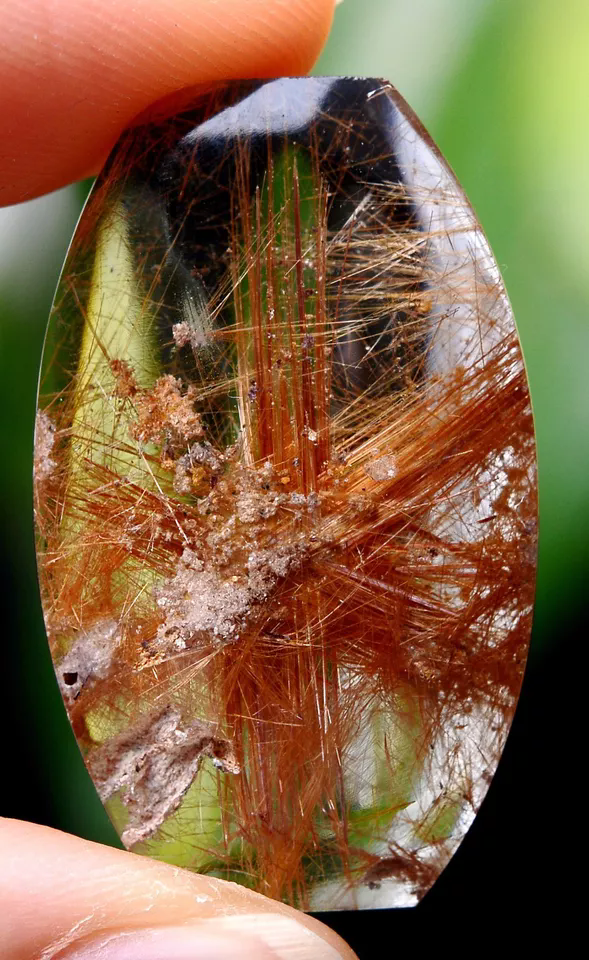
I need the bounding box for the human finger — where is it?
[0,0,335,204]
[0,818,356,960]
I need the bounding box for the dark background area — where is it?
[1,0,581,947]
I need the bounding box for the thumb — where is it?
[0,819,357,960]
[0,0,336,204]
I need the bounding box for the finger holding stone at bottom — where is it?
[0,819,356,960]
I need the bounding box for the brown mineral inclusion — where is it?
[34,78,537,910]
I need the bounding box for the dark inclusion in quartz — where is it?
[34,78,537,909]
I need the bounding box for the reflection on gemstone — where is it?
[34,78,537,910]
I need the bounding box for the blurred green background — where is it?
[1,0,582,934]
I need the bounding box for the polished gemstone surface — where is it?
[34,78,537,910]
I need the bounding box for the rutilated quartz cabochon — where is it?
[34,78,537,910]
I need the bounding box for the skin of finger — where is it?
[0,0,335,205]
[0,819,358,960]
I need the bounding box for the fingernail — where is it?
[216,914,346,958]
[62,914,346,960]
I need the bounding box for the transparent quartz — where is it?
[34,78,537,910]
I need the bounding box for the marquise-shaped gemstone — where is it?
[34,78,537,910]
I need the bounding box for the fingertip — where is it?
[0,0,336,204]
[0,819,357,960]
